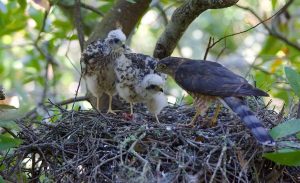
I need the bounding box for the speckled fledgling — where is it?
[81,29,127,114]
[114,53,168,122]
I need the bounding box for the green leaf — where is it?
[263,149,300,166]
[0,134,22,150]
[271,0,277,9]
[296,132,300,139]
[285,67,300,98]
[270,119,300,139]
[17,0,27,10]
[0,176,4,183]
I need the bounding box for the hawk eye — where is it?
[112,38,121,44]
[159,64,166,69]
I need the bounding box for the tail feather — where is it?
[222,97,275,146]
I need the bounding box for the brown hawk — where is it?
[81,29,126,114]
[156,57,275,146]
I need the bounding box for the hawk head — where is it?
[105,37,125,53]
[142,74,165,94]
[107,28,126,42]
[156,57,186,77]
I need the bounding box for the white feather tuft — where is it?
[107,28,126,42]
[142,74,165,89]
[146,92,168,115]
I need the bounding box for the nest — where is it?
[1,98,299,183]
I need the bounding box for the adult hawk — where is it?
[81,29,126,113]
[156,57,275,146]
[114,53,167,122]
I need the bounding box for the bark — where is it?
[153,0,239,59]
[87,0,151,44]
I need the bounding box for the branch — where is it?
[74,0,85,51]
[87,0,151,44]
[235,0,299,51]
[203,0,295,56]
[24,96,88,119]
[153,0,239,59]
[80,2,104,16]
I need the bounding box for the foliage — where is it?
[262,67,300,166]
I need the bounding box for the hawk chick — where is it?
[114,53,167,122]
[81,29,126,114]
[156,57,275,146]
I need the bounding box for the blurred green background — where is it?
[1,0,300,114]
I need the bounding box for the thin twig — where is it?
[34,11,49,44]
[203,37,213,60]
[235,0,299,51]
[24,96,88,119]
[209,145,227,183]
[207,1,295,52]
[80,2,104,16]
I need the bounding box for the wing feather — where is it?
[174,60,268,97]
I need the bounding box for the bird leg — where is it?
[210,102,221,127]
[179,97,211,127]
[96,97,100,111]
[106,94,117,114]
[130,102,134,115]
[155,115,160,123]
[184,109,202,127]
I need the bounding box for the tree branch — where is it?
[153,0,239,59]
[87,0,151,44]
[74,0,85,51]
[235,0,299,51]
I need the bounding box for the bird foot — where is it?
[177,122,196,128]
[106,109,120,115]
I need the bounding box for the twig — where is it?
[80,2,104,16]
[209,145,227,183]
[24,96,88,119]
[2,127,18,139]
[207,0,295,52]
[235,0,299,52]
[154,0,239,59]
[34,11,48,44]
[203,37,213,60]
[40,59,50,105]
[34,43,58,66]
[65,31,81,74]
[71,63,84,116]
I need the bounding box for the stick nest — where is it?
[1,98,299,182]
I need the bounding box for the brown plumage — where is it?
[156,57,275,146]
[80,29,126,114]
